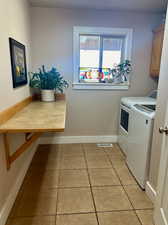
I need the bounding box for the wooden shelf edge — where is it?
[0,128,65,133]
[0,96,33,126]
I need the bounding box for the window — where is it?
[73,26,133,90]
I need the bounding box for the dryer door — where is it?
[118,104,131,155]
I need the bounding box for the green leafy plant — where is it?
[29,65,69,93]
[111,60,132,83]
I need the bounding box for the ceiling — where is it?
[29,0,167,13]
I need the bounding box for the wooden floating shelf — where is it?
[0,95,66,169]
[0,99,66,133]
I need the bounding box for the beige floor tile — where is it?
[60,156,86,169]
[93,186,132,212]
[23,170,60,191]
[57,188,95,214]
[61,144,84,156]
[89,168,121,186]
[83,143,106,155]
[86,155,112,169]
[103,144,125,156]
[113,163,137,185]
[31,145,62,165]
[136,210,154,225]
[29,155,61,170]
[26,165,46,175]
[125,185,153,209]
[37,144,62,151]
[56,213,98,225]
[114,143,125,152]
[59,169,90,187]
[13,189,57,217]
[35,144,61,152]
[36,144,62,155]
[44,158,62,170]
[108,155,125,166]
[32,151,61,164]
[6,216,55,225]
[98,211,141,225]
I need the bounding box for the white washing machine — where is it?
[118,94,156,155]
[126,104,156,189]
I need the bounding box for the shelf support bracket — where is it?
[3,132,42,170]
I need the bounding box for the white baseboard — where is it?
[39,135,118,144]
[0,141,39,225]
[146,181,157,203]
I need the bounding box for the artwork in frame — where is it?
[9,38,28,88]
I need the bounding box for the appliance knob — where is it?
[159,126,168,135]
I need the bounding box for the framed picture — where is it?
[9,38,28,88]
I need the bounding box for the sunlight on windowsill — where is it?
[73,82,129,90]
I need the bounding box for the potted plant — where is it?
[111,60,132,84]
[29,65,69,102]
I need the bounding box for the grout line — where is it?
[55,169,61,224]
[133,208,154,211]
[133,210,143,225]
[10,208,154,219]
[121,185,143,225]
[9,215,57,220]
[55,146,65,222]
[54,214,56,225]
[57,184,121,189]
[11,184,140,192]
[82,144,100,225]
[56,208,136,215]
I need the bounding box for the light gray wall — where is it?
[31,7,161,137]
[0,0,31,112]
[0,0,38,221]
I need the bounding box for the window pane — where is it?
[102,37,123,69]
[80,35,100,68]
[80,35,100,82]
[79,35,127,84]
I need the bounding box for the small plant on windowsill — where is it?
[100,60,132,84]
[29,65,69,102]
[111,60,132,84]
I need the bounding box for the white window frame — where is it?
[73,26,133,90]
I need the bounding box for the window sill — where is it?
[72,83,129,90]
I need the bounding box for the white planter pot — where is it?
[41,90,55,102]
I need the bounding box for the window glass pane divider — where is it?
[121,37,125,63]
[99,36,103,72]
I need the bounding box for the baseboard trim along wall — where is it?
[39,135,118,144]
[146,181,157,203]
[0,141,39,225]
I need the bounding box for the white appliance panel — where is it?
[118,104,131,154]
[126,109,154,188]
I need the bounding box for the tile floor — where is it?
[7,143,154,225]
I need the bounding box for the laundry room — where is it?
[0,1,168,225]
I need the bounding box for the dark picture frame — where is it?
[9,38,28,88]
